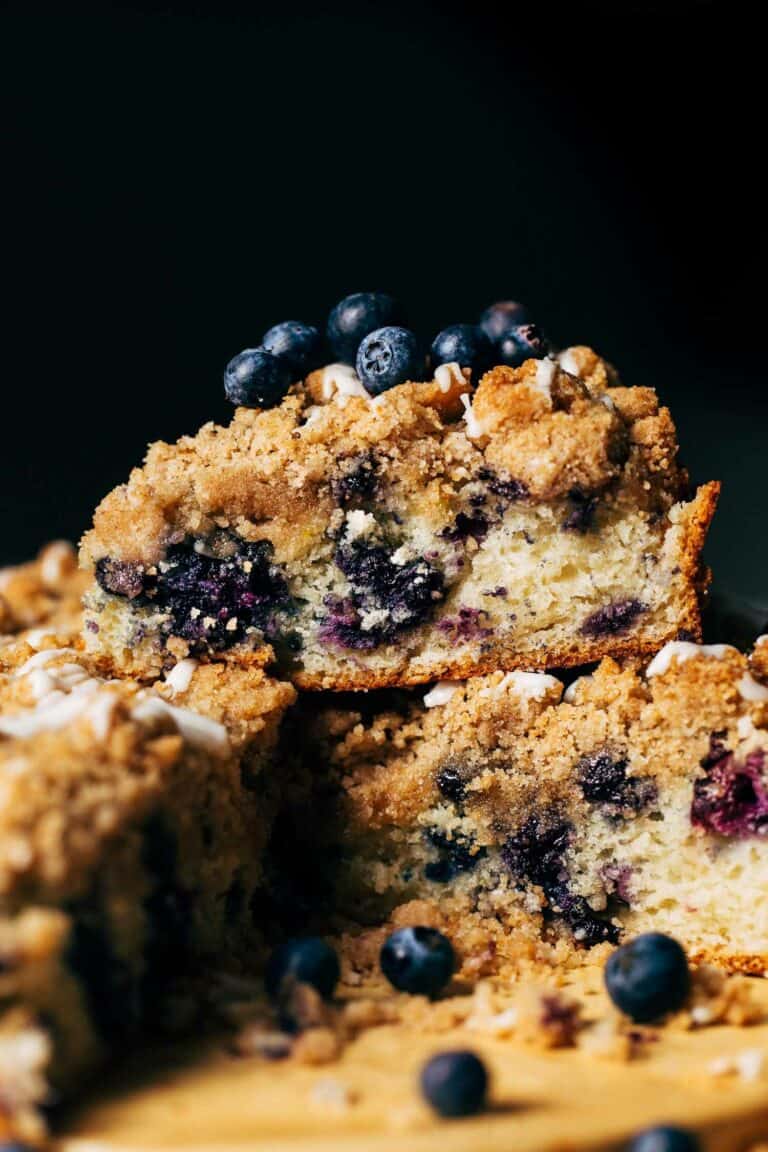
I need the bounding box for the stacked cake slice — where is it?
[80,347,717,687]
[5,305,763,1144]
[286,641,768,979]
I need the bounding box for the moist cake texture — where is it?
[289,639,768,978]
[80,348,719,689]
[0,609,294,1138]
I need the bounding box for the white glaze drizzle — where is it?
[460,393,486,439]
[1,647,228,755]
[423,681,460,708]
[24,629,56,651]
[433,362,466,394]
[131,696,229,757]
[318,364,370,407]
[479,670,562,702]
[645,641,738,677]
[531,356,556,399]
[164,658,198,697]
[737,673,768,703]
[557,348,581,377]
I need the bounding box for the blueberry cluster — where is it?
[502,813,620,945]
[691,735,768,838]
[223,292,550,408]
[95,537,292,654]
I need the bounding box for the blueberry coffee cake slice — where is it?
[0,626,294,1138]
[80,295,719,689]
[289,639,768,978]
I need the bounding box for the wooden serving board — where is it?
[59,968,768,1152]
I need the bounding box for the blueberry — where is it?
[420,1050,488,1117]
[430,324,491,374]
[262,321,321,377]
[223,348,292,408]
[604,933,690,1022]
[497,323,550,367]
[264,937,340,1001]
[479,299,530,343]
[627,1126,700,1152]
[326,291,400,362]
[380,926,455,997]
[356,326,423,394]
[581,599,646,638]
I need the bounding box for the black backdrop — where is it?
[2,0,765,603]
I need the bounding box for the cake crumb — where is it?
[309,1077,358,1111]
[293,1026,343,1065]
[514,985,582,1048]
[676,967,765,1030]
[708,1048,766,1082]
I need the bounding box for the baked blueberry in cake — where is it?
[0,612,294,1136]
[293,640,768,978]
[79,294,719,689]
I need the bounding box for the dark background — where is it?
[2,0,765,601]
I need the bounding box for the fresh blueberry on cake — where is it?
[356,325,423,393]
[430,323,491,374]
[262,321,322,377]
[223,347,293,408]
[497,322,550,366]
[80,324,719,689]
[479,299,530,343]
[326,291,401,363]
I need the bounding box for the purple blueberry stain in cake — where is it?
[562,489,598,534]
[321,540,446,649]
[96,537,293,654]
[437,606,493,644]
[484,586,508,598]
[85,618,100,633]
[577,751,657,815]
[547,883,620,946]
[601,862,634,905]
[157,540,292,652]
[436,760,472,802]
[477,467,528,504]
[502,814,571,889]
[440,510,490,544]
[330,452,379,506]
[319,594,380,650]
[581,599,646,639]
[691,735,768,838]
[95,557,151,600]
[423,830,487,883]
[539,993,581,1043]
[502,813,619,945]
